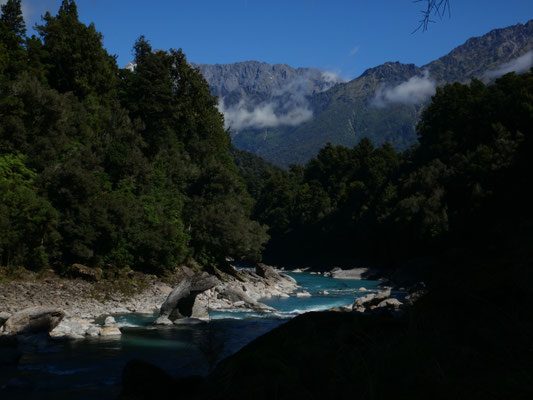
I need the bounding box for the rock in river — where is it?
[2,307,65,335]
[155,272,219,324]
[49,317,94,339]
[100,326,122,336]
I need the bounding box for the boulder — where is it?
[157,273,219,323]
[68,264,103,281]
[375,288,392,301]
[295,291,312,298]
[376,298,403,309]
[100,326,121,336]
[104,316,116,326]
[0,312,11,328]
[153,316,173,326]
[86,326,101,337]
[352,294,377,308]
[49,317,93,339]
[331,268,375,280]
[255,263,284,281]
[214,286,274,312]
[351,289,392,310]
[190,295,210,320]
[256,265,298,287]
[3,307,65,335]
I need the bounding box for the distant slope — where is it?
[199,20,533,166]
[197,61,340,108]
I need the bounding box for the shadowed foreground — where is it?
[121,252,533,399]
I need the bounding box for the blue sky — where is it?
[9,0,533,80]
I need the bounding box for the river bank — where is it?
[0,264,302,339]
[0,270,385,399]
[0,270,174,320]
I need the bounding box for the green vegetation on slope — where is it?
[0,0,268,274]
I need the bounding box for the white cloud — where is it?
[372,70,436,107]
[218,100,313,131]
[321,70,342,85]
[216,68,342,131]
[484,50,533,79]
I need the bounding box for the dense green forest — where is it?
[251,70,533,268]
[0,0,268,274]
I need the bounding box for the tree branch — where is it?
[413,0,451,33]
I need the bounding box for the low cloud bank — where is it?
[219,100,313,131]
[219,69,341,131]
[321,71,342,86]
[485,50,533,79]
[372,71,436,107]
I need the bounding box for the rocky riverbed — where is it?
[0,263,299,340]
[0,263,425,341]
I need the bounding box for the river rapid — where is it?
[0,272,380,399]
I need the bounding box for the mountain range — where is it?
[197,20,533,166]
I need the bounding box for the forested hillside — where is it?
[0,0,268,274]
[251,70,533,268]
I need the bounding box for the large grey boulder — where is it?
[49,317,94,339]
[215,286,274,311]
[351,289,392,311]
[255,264,279,280]
[255,264,297,285]
[155,273,219,324]
[331,267,377,280]
[376,298,403,310]
[3,307,65,335]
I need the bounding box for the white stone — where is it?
[49,317,92,338]
[86,326,101,337]
[100,326,121,336]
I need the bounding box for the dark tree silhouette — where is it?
[414,0,451,32]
